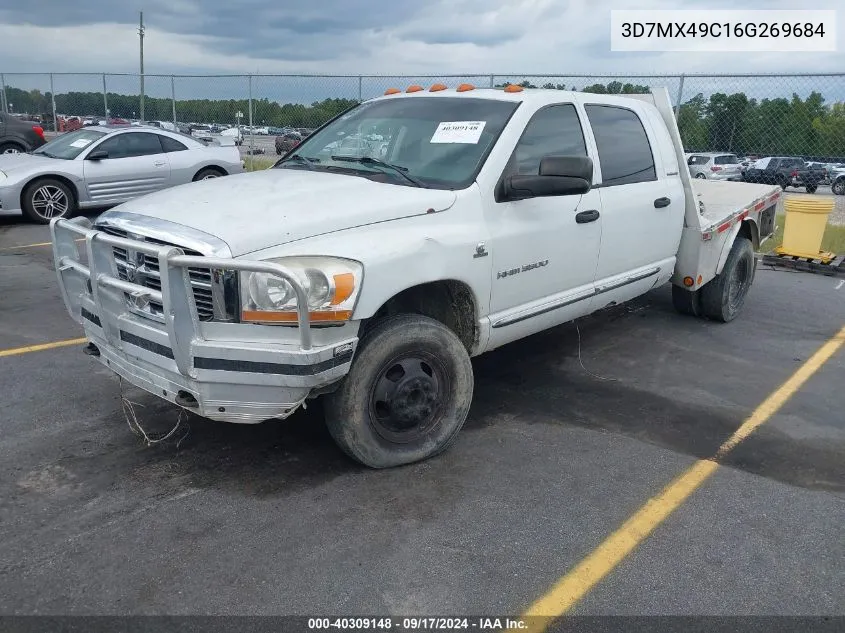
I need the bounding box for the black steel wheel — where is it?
[324,314,474,468]
[368,352,449,444]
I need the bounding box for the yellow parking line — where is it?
[0,238,84,251]
[0,337,87,358]
[521,323,845,631]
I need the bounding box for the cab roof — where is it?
[370,86,654,108]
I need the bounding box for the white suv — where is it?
[687,153,741,181]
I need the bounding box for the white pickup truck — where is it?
[51,84,782,468]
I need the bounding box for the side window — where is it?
[159,135,188,152]
[585,105,656,186]
[96,133,163,159]
[510,104,587,176]
[769,159,781,169]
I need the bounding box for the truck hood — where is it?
[100,168,457,256]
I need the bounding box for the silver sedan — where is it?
[0,126,244,223]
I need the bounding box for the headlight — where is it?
[240,256,363,324]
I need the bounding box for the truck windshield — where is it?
[274,97,520,189]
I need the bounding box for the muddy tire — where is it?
[323,314,474,468]
[671,284,703,317]
[700,237,755,323]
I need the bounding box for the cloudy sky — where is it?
[0,0,843,103]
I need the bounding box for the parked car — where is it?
[0,125,243,223]
[686,153,742,181]
[50,85,781,468]
[831,168,845,195]
[275,132,302,155]
[190,125,214,142]
[742,156,827,193]
[0,113,47,154]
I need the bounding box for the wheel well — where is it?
[738,219,759,250]
[193,165,227,180]
[366,280,478,353]
[20,174,79,208]
[0,140,26,150]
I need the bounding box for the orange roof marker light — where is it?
[406,85,424,93]
[456,83,475,92]
[504,84,524,93]
[429,83,447,92]
[384,88,401,95]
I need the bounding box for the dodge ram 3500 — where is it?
[51,85,782,468]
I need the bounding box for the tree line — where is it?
[4,80,845,159]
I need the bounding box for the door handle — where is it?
[654,197,671,208]
[575,209,600,224]
[154,161,166,167]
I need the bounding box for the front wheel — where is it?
[324,314,474,468]
[21,178,76,224]
[806,185,817,194]
[700,237,755,323]
[695,173,706,179]
[833,179,845,196]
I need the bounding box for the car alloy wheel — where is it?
[2,146,20,154]
[31,184,69,220]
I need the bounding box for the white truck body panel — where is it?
[50,85,783,430]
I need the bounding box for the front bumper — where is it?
[52,217,358,423]
[0,182,24,215]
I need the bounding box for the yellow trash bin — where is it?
[775,195,835,263]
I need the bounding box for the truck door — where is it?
[580,101,684,309]
[484,103,602,349]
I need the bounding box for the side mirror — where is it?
[87,149,108,160]
[502,155,592,201]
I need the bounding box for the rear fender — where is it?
[716,218,758,276]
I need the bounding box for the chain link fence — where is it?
[2,72,844,161]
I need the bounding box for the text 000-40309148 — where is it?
[610,9,837,52]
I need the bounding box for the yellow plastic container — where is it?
[775,195,835,263]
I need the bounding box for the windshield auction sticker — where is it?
[430,121,486,144]
[610,9,836,52]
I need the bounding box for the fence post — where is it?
[171,76,177,127]
[50,73,58,133]
[102,74,109,119]
[674,74,685,118]
[358,75,363,102]
[248,74,254,155]
[490,74,495,88]
[0,73,7,113]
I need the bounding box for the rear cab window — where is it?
[584,105,656,186]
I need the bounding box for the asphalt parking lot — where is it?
[0,213,843,620]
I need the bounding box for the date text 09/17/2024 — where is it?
[307,617,530,630]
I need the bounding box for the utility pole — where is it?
[139,11,145,122]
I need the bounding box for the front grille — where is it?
[100,226,216,321]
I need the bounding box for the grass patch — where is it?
[765,214,845,256]
[244,156,276,172]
